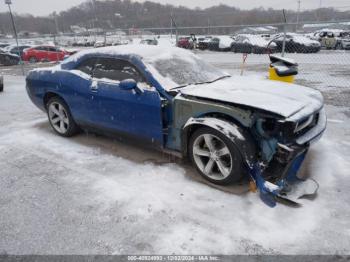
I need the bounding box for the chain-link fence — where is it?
[1,20,349,106]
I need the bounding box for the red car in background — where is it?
[177,37,194,49]
[22,46,76,63]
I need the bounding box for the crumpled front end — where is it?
[249,108,327,207]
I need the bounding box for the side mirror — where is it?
[120,79,137,90]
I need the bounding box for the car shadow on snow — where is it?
[33,120,250,196]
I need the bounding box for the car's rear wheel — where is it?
[189,127,245,185]
[47,97,79,137]
[29,57,37,63]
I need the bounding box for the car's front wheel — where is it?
[47,97,79,137]
[189,127,245,185]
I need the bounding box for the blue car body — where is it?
[27,52,171,148]
[26,45,327,206]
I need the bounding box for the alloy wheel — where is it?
[48,102,69,134]
[192,134,233,181]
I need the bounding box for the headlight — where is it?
[256,118,279,138]
[256,117,299,141]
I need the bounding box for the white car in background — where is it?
[231,34,277,54]
[208,35,235,51]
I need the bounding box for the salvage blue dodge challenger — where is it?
[26,45,327,206]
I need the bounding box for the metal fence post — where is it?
[5,0,25,76]
[0,75,4,92]
[282,23,286,57]
[282,9,287,57]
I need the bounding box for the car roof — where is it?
[61,44,194,69]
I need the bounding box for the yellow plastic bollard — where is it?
[269,66,295,83]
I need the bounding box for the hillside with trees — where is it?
[1,0,350,35]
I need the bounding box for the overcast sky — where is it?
[0,0,349,16]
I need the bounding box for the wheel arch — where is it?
[181,116,258,165]
[43,92,67,109]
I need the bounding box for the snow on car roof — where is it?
[62,44,226,91]
[238,34,271,47]
[287,34,320,45]
[64,44,195,63]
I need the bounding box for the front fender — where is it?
[182,117,257,165]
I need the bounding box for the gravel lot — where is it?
[0,51,349,255]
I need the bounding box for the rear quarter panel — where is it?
[26,69,61,112]
[26,67,93,124]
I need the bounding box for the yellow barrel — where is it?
[269,66,295,83]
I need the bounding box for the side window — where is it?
[35,46,46,51]
[48,47,58,52]
[75,58,98,76]
[93,58,145,83]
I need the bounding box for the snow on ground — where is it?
[0,73,350,255]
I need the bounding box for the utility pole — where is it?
[171,14,178,46]
[282,9,287,57]
[170,11,173,39]
[207,18,210,35]
[296,0,301,32]
[54,12,59,35]
[4,0,24,75]
[91,0,98,41]
[317,0,322,21]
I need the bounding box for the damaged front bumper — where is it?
[249,108,326,207]
[248,146,318,207]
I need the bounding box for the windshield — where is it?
[146,55,228,89]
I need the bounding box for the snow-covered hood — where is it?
[180,76,324,120]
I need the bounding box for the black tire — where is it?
[189,127,245,185]
[29,57,37,63]
[0,76,3,92]
[46,97,80,137]
[247,46,253,54]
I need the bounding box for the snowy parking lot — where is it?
[0,52,350,255]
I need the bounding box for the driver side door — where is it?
[89,57,164,146]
